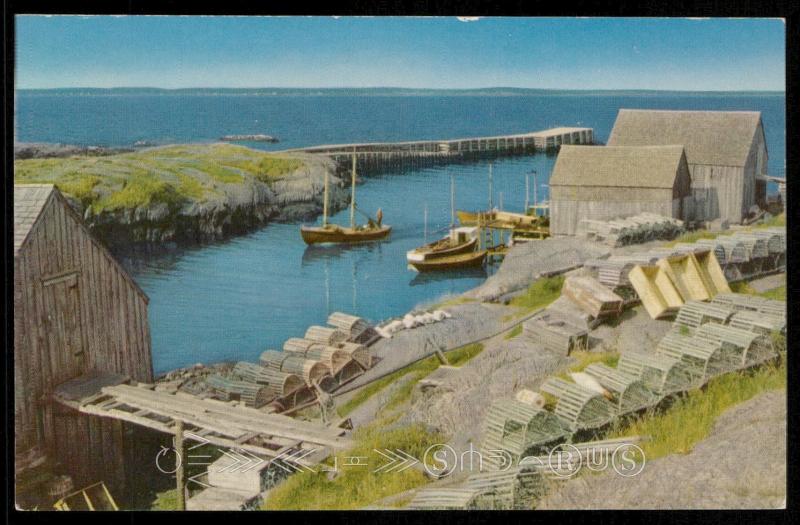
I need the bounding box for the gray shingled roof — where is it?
[550,145,687,188]
[14,184,55,256]
[607,109,761,167]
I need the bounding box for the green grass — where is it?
[730,281,758,295]
[431,295,476,309]
[551,350,620,385]
[504,325,523,340]
[15,143,306,214]
[567,350,620,372]
[606,346,786,459]
[730,280,786,301]
[504,275,564,320]
[446,343,485,366]
[53,173,103,206]
[753,213,785,228]
[337,357,440,417]
[151,489,180,511]
[759,285,786,301]
[262,423,443,510]
[666,229,720,246]
[94,175,183,212]
[337,342,486,418]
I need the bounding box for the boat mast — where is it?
[488,163,493,210]
[424,202,428,242]
[525,173,530,212]
[322,170,329,227]
[450,174,456,229]
[532,169,538,210]
[350,153,357,229]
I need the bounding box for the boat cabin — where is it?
[449,226,479,244]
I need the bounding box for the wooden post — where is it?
[175,420,186,510]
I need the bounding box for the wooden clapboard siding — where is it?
[15,186,153,493]
[607,110,766,224]
[549,146,692,235]
[687,164,744,224]
[550,194,676,236]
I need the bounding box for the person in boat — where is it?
[367,208,384,230]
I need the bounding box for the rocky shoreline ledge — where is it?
[14,143,350,250]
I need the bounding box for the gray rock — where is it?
[467,238,610,302]
[537,391,786,509]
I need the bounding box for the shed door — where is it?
[42,272,85,385]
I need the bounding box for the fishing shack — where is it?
[14,184,153,506]
[549,145,692,236]
[607,109,768,223]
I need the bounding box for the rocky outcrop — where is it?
[73,153,348,250]
[537,390,786,509]
[14,142,134,159]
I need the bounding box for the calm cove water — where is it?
[16,93,785,373]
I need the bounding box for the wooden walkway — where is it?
[280,127,594,170]
[54,374,353,465]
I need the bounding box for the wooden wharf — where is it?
[280,127,593,172]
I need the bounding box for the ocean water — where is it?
[15,92,786,373]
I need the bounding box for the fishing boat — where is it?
[408,176,488,272]
[409,250,488,272]
[407,175,481,264]
[406,227,478,263]
[456,209,494,226]
[300,155,391,245]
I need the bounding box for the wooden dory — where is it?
[408,250,487,272]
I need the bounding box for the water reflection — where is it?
[408,267,488,287]
[300,241,388,266]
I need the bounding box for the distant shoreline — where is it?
[16,87,787,97]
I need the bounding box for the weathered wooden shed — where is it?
[14,185,153,500]
[550,145,692,235]
[607,109,768,223]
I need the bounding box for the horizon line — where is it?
[16,86,787,93]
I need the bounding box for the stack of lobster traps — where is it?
[577,213,685,247]
[582,226,785,315]
[201,312,377,414]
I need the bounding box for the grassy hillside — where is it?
[14,143,304,214]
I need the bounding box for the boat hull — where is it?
[300,225,392,245]
[409,250,487,272]
[406,236,477,262]
[457,210,486,226]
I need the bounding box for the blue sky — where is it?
[15,16,785,90]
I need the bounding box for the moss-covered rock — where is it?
[15,143,346,248]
